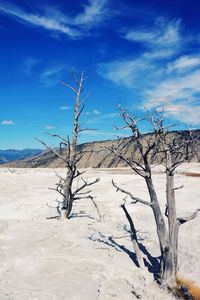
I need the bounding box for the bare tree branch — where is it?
[73,177,100,196]
[177,209,200,225]
[46,132,70,146]
[172,185,184,191]
[60,80,78,94]
[112,180,151,206]
[35,137,67,163]
[90,196,102,221]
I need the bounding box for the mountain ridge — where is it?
[2,130,200,168]
[0,149,42,164]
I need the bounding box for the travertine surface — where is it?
[0,165,199,299]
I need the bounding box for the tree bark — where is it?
[166,171,179,274]
[145,177,176,286]
[62,169,75,218]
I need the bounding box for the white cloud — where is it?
[98,59,145,87]
[98,17,200,125]
[45,125,55,130]
[59,106,70,110]
[0,3,79,38]
[143,69,200,125]
[0,0,111,39]
[40,65,65,86]
[84,111,91,116]
[143,48,176,60]
[124,18,182,49]
[93,109,101,115]
[86,112,119,124]
[1,120,15,125]
[146,69,200,106]
[21,57,39,76]
[164,103,200,125]
[82,110,101,117]
[74,0,109,27]
[167,55,200,73]
[98,52,164,88]
[98,18,185,88]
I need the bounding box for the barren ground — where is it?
[0,164,200,299]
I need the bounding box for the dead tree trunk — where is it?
[62,169,75,218]
[166,171,178,274]
[145,177,176,286]
[61,72,83,219]
[111,106,200,289]
[36,71,99,220]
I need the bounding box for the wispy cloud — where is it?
[21,57,39,76]
[0,0,111,39]
[93,109,101,115]
[83,109,101,117]
[167,55,200,73]
[145,69,200,124]
[0,2,79,38]
[98,58,151,88]
[163,103,200,125]
[85,112,119,124]
[45,125,55,130]
[146,69,200,105]
[99,56,200,124]
[98,17,200,125]
[40,65,65,87]
[59,106,70,110]
[84,111,91,116]
[123,18,182,50]
[1,120,15,125]
[98,18,184,88]
[73,0,109,27]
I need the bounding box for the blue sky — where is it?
[0,0,200,149]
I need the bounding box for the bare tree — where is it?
[36,71,100,219]
[111,106,200,288]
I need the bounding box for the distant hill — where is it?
[0,149,42,164]
[2,130,200,168]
